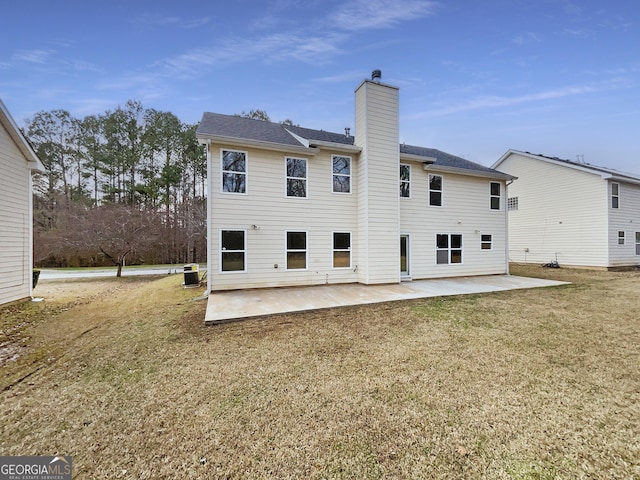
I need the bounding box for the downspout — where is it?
[205,140,212,295]
[505,179,514,275]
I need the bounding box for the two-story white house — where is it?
[196,72,515,292]
[0,99,44,305]
[493,149,640,269]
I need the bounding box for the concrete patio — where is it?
[205,274,568,324]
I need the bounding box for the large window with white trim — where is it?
[221,150,247,194]
[286,157,307,197]
[490,182,501,210]
[481,234,493,250]
[400,164,410,198]
[612,182,619,209]
[429,174,443,206]
[436,234,462,264]
[333,232,351,268]
[220,230,246,272]
[332,155,351,193]
[286,231,307,269]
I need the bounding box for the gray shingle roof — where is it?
[523,151,640,182]
[197,112,505,176]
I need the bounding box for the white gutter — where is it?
[196,133,319,156]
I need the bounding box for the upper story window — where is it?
[286,157,307,197]
[332,155,351,193]
[612,182,620,209]
[490,182,501,210]
[400,164,410,198]
[429,174,443,206]
[508,197,519,211]
[221,149,247,194]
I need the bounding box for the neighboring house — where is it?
[196,72,515,292]
[0,99,44,305]
[493,149,640,269]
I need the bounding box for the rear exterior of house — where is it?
[493,150,640,268]
[0,99,44,305]
[197,73,514,292]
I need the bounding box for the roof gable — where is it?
[494,149,640,184]
[0,98,44,171]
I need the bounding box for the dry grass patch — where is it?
[1,267,639,479]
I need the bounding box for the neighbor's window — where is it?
[221,150,247,193]
[400,164,410,198]
[490,182,501,210]
[333,232,351,268]
[332,155,351,193]
[429,174,443,206]
[286,157,307,197]
[436,234,462,264]
[618,230,625,245]
[481,234,493,250]
[508,197,519,211]
[286,231,307,269]
[636,232,640,255]
[221,230,245,272]
[612,182,620,209]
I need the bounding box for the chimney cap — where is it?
[371,69,382,82]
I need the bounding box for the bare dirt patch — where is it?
[1,267,639,479]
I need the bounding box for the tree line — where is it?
[25,100,207,274]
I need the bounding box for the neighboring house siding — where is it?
[499,153,609,267]
[608,180,640,266]
[0,122,31,304]
[401,164,508,278]
[209,145,358,291]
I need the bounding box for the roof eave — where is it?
[307,139,362,153]
[0,99,45,172]
[400,152,436,163]
[197,133,319,156]
[424,163,517,181]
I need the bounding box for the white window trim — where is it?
[285,156,308,198]
[490,182,501,210]
[612,182,620,209]
[428,174,443,207]
[285,230,308,271]
[435,233,463,265]
[400,163,411,198]
[636,232,640,255]
[220,149,248,195]
[481,234,493,250]
[332,154,352,194]
[332,231,352,269]
[618,230,625,246]
[219,229,247,274]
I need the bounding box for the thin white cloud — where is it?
[134,14,211,29]
[412,85,598,118]
[13,49,56,64]
[331,0,437,31]
[513,32,541,45]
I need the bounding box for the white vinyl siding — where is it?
[208,144,358,290]
[0,122,33,305]
[401,164,509,278]
[498,153,610,267]
[608,180,640,266]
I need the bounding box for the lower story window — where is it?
[481,234,492,250]
[221,230,245,272]
[287,231,307,269]
[636,232,640,255]
[436,234,462,264]
[333,232,351,268]
[618,231,625,245]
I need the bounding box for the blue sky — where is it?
[2,0,639,172]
